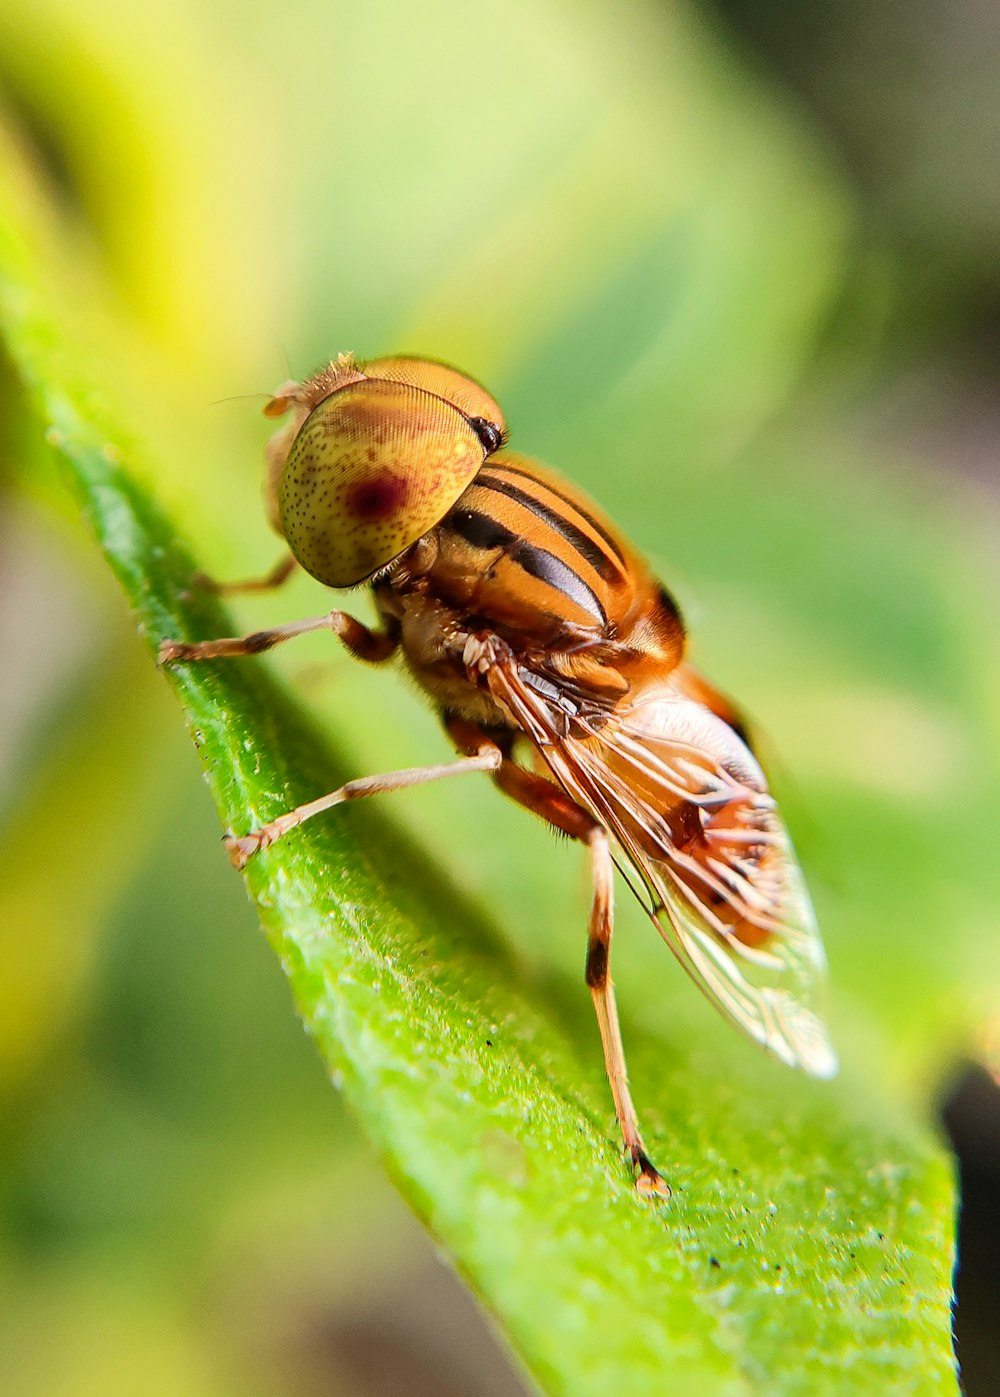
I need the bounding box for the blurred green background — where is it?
[1,0,998,1392]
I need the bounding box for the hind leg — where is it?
[477,750,670,1199]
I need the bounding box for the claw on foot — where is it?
[158,638,186,664]
[633,1149,671,1201]
[223,830,265,870]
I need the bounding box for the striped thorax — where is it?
[392,449,685,705]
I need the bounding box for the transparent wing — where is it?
[489,656,837,1078]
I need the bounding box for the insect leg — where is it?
[191,553,299,596]
[584,827,671,1199]
[159,610,398,665]
[224,741,503,869]
[482,753,670,1199]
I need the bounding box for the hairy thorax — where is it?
[374,572,513,727]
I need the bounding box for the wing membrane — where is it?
[488,655,837,1078]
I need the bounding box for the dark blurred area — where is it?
[940,1066,1000,1397]
[715,0,1000,333]
[713,0,1000,488]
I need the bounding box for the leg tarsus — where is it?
[223,830,266,870]
[632,1147,671,1200]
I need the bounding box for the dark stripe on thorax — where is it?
[476,470,622,581]
[509,540,608,626]
[444,508,608,627]
[485,461,629,568]
[445,507,514,551]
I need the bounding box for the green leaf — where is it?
[0,48,969,1397]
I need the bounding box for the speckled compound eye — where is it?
[279,378,488,587]
[363,356,506,440]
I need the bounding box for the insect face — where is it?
[270,356,506,588]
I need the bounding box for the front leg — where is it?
[159,608,398,666]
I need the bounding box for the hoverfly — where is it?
[160,353,836,1198]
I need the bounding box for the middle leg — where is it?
[584,826,670,1199]
[224,741,503,869]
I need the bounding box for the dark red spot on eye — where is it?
[346,475,407,521]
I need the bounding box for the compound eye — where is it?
[279,378,487,587]
[363,355,506,436]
